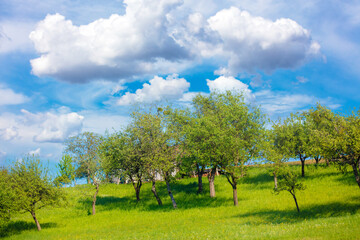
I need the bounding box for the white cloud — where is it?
[31,110,84,143]
[0,85,29,106]
[254,90,341,116]
[0,126,19,141]
[28,148,41,155]
[0,107,84,144]
[206,7,320,74]
[29,1,320,82]
[206,76,253,100]
[117,74,190,105]
[29,0,188,82]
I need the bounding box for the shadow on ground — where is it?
[233,201,360,225]
[0,221,57,238]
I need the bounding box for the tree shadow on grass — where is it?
[78,191,233,213]
[0,221,57,238]
[233,201,360,225]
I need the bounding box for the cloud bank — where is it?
[29,1,320,82]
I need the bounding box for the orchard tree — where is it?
[304,104,336,167]
[9,155,65,231]
[208,91,266,206]
[181,110,214,194]
[320,110,360,189]
[129,105,182,208]
[264,120,293,190]
[64,132,101,184]
[288,114,311,177]
[275,166,306,212]
[100,130,145,201]
[54,154,75,187]
[0,168,16,225]
[186,93,228,198]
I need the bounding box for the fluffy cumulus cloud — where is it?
[29,1,320,82]
[22,109,84,143]
[0,85,29,106]
[117,74,190,105]
[0,126,19,141]
[0,107,84,143]
[206,7,320,74]
[29,0,189,82]
[206,76,253,100]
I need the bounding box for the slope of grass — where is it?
[2,164,360,239]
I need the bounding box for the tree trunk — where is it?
[292,193,300,212]
[165,173,177,209]
[196,164,204,194]
[274,171,278,190]
[87,175,91,185]
[300,155,305,177]
[130,175,142,201]
[314,156,320,168]
[208,167,217,198]
[351,162,360,189]
[151,179,162,206]
[92,183,99,215]
[232,185,238,206]
[31,211,41,231]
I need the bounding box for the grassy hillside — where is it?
[2,164,360,239]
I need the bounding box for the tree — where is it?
[304,103,336,167]
[275,166,306,212]
[99,130,145,201]
[0,168,16,225]
[54,154,75,187]
[64,132,103,215]
[320,110,360,189]
[64,132,101,184]
[206,91,266,206]
[263,118,295,190]
[186,93,227,198]
[287,114,311,177]
[9,155,65,231]
[129,105,181,208]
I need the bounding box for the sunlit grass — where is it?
[2,164,360,239]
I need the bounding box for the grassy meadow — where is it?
[1,163,360,239]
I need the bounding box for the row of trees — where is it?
[2,91,360,231]
[59,91,360,214]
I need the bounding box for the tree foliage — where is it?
[9,155,65,230]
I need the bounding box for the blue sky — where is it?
[0,0,359,164]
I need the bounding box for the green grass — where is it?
[2,164,360,239]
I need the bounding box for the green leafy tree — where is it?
[64,132,101,184]
[207,91,266,206]
[275,166,306,212]
[287,114,311,177]
[320,110,360,188]
[186,93,227,198]
[99,130,145,201]
[54,154,75,187]
[263,117,297,190]
[304,103,336,167]
[129,105,181,208]
[0,168,16,225]
[64,132,103,215]
[9,155,65,231]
